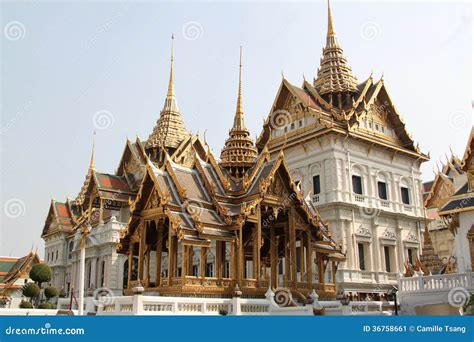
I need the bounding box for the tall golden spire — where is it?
[327,0,335,38]
[220,47,258,179]
[89,131,96,170]
[234,47,245,130]
[167,34,175,98]
[314,0,358,96]
[147,34,189,152]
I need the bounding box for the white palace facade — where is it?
[256,2,429,298]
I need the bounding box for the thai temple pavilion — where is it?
[118,46,345,298]
[42,34,344,299]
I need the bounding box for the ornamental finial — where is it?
[167,34,175,98]
[89,131,96,170]
[327,0,336,38]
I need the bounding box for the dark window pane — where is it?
[378,181,388,200]
[296,246,301,272]
[358,243,365,270]
[352,175,363,195]
[401,187,410,204]
[384,246,391,272]
[313,175,321,194]
[407,248,414,265]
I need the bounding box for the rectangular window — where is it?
[224,262,230,278]
[378,181,388,200]
[407,248,414,265]
[352,175,363,195]
[206,263,214,277]
[296,246,301,272]
[291,122,295,130]
[313,175,321,194]
[192,265,199,277]
[177,267,182,277]
[401,187,410,204]
[358,243,365,271]
[299,120,303,128]
[278,259,283,274]
[384,246,391,272]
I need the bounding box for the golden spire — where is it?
[167,34,175,98]
[234,46,245,130]
[89,131,96,170]
[314,0,358,96]
[327,0,335,37]
[220,47,258,179]
[146,34,189,152]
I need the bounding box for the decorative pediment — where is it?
[355,226,372,238]
[405,232,419,243]
[380,228,397,240]
[144,190,160,210]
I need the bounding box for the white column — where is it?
[78,245,85,316]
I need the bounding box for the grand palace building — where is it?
[41,1,432,300]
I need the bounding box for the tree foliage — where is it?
[29,263,52,284]
[44,286,59,299]
[22,283,40,299]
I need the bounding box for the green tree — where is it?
[29,264,52,285]
[44,286,59,300]
[38,302,54,309]
[22,283,40,302]
[19,300,33,309]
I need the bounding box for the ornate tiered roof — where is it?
[220,48,258,178]
[147,35,189,152]
[118,146,344,258]
[313,0,358,96]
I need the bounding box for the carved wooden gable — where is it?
[144,190,161,210]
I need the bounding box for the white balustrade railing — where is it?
[96,288,321,316]
[399,272,474,293]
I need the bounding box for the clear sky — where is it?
[0,0,472,257]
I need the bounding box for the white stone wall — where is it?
[45,218,128,297]
[456,211,474,273]
[279,133,424,293]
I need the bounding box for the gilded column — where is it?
[137,220,146,282]
[155,221,163,286]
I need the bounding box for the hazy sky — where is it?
[1,0,472,257]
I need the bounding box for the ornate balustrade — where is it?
[399,272,474,293]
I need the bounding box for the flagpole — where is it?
[78,225,90,315]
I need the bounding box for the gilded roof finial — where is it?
[314,0,358,95]
[220,46,258,178]
[90,131,96,170]
[146,34,189,152]
[327,0,336,38]
[167,33,175,98]
[235,46,244,126]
